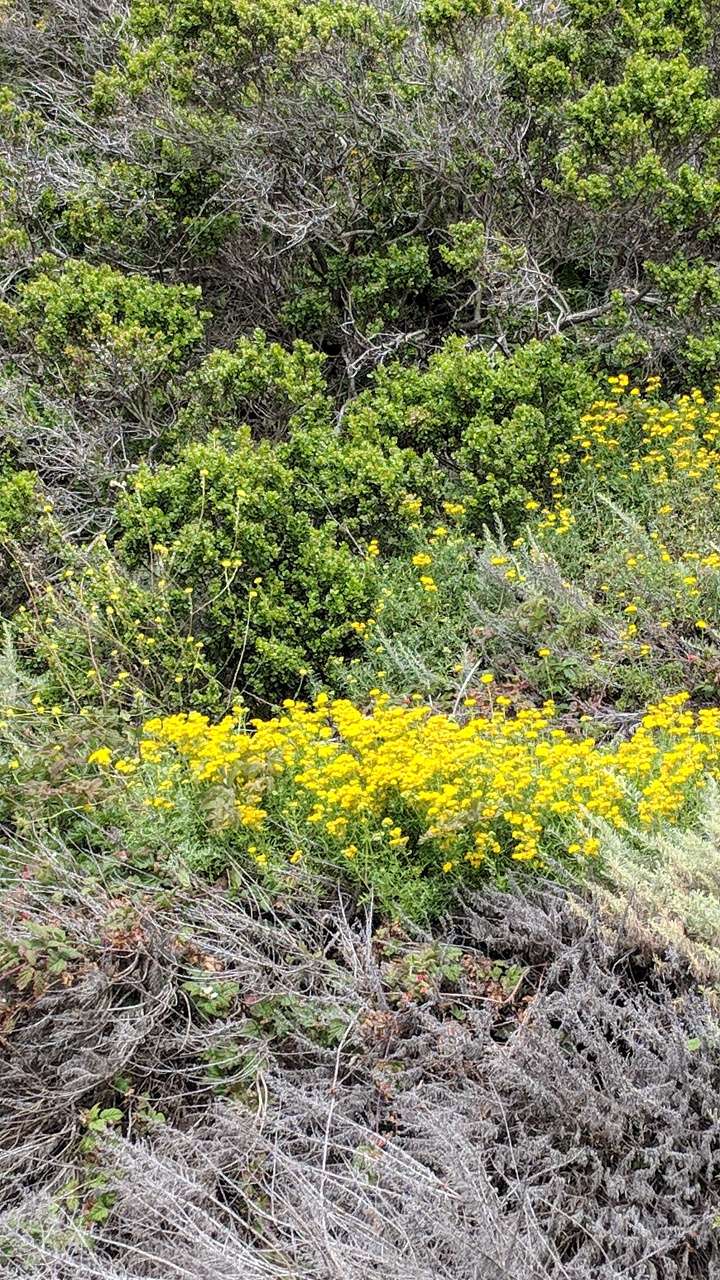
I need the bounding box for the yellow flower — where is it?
[87,747,113,768]
[117,686,720,885]
[401,496,422,516]
[479,672,494,685]
[236,802,266,829]
[412,552,433,568]
[537,647,551,658]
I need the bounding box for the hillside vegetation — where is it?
[2,1,720,1276]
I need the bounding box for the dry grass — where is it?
[590,782,720,997]
[1,839,719,1278]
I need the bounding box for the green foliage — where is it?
[3,258,208,382]
[0,468,46,617]
[182,976,240,1017]
[4,0,720,914]
[439,219,488,275]
[331,531,483,703]
[108,434,375,703]
[0,467,37,537]
[13,541,225,711]
[279,426,443,551]
[180,328,333,440]
[58,138,240,267]
[641,257,720,376]
[6,416,442,711]
[420,0,491,42]
[342,238,433,332]
[554,51,720,211]
[8,0,720,386]
[0,923,81,998]
[564,0,711,60]
[346,337,598,532]
[94,0,406,105]
[330,377,720,718]
[241,993,349,1047]
[379,937,464,1001]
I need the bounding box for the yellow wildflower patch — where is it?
[126,691,720,878]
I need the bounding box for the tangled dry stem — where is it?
[1,839,719,1278]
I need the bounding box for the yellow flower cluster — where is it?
[534,465,575,538]
[99,690,720,876]
[521,378,720,647]
[575,383,720,493]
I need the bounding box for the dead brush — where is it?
[1,836,719,1278]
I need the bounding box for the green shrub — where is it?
[0,260,210,489]
[173,330,449,548]
[346,337,598,533]
[341,238,434,332]
[0,467,45,616]
[179,329,333,440]
[1,258,208,386]
[93,0,406,105]
[8,421,444,711]
[420,0,491,42]
[554,52,720,212]
[279,427,444,551]
[0,466,37,537]
[112,434,376,703]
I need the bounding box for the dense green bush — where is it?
[84,435,377,705]
[92,0,405,107]
[346,337,598,532]
[179,329,334,440]
[1,258,208,385]
[173,329,449,545]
